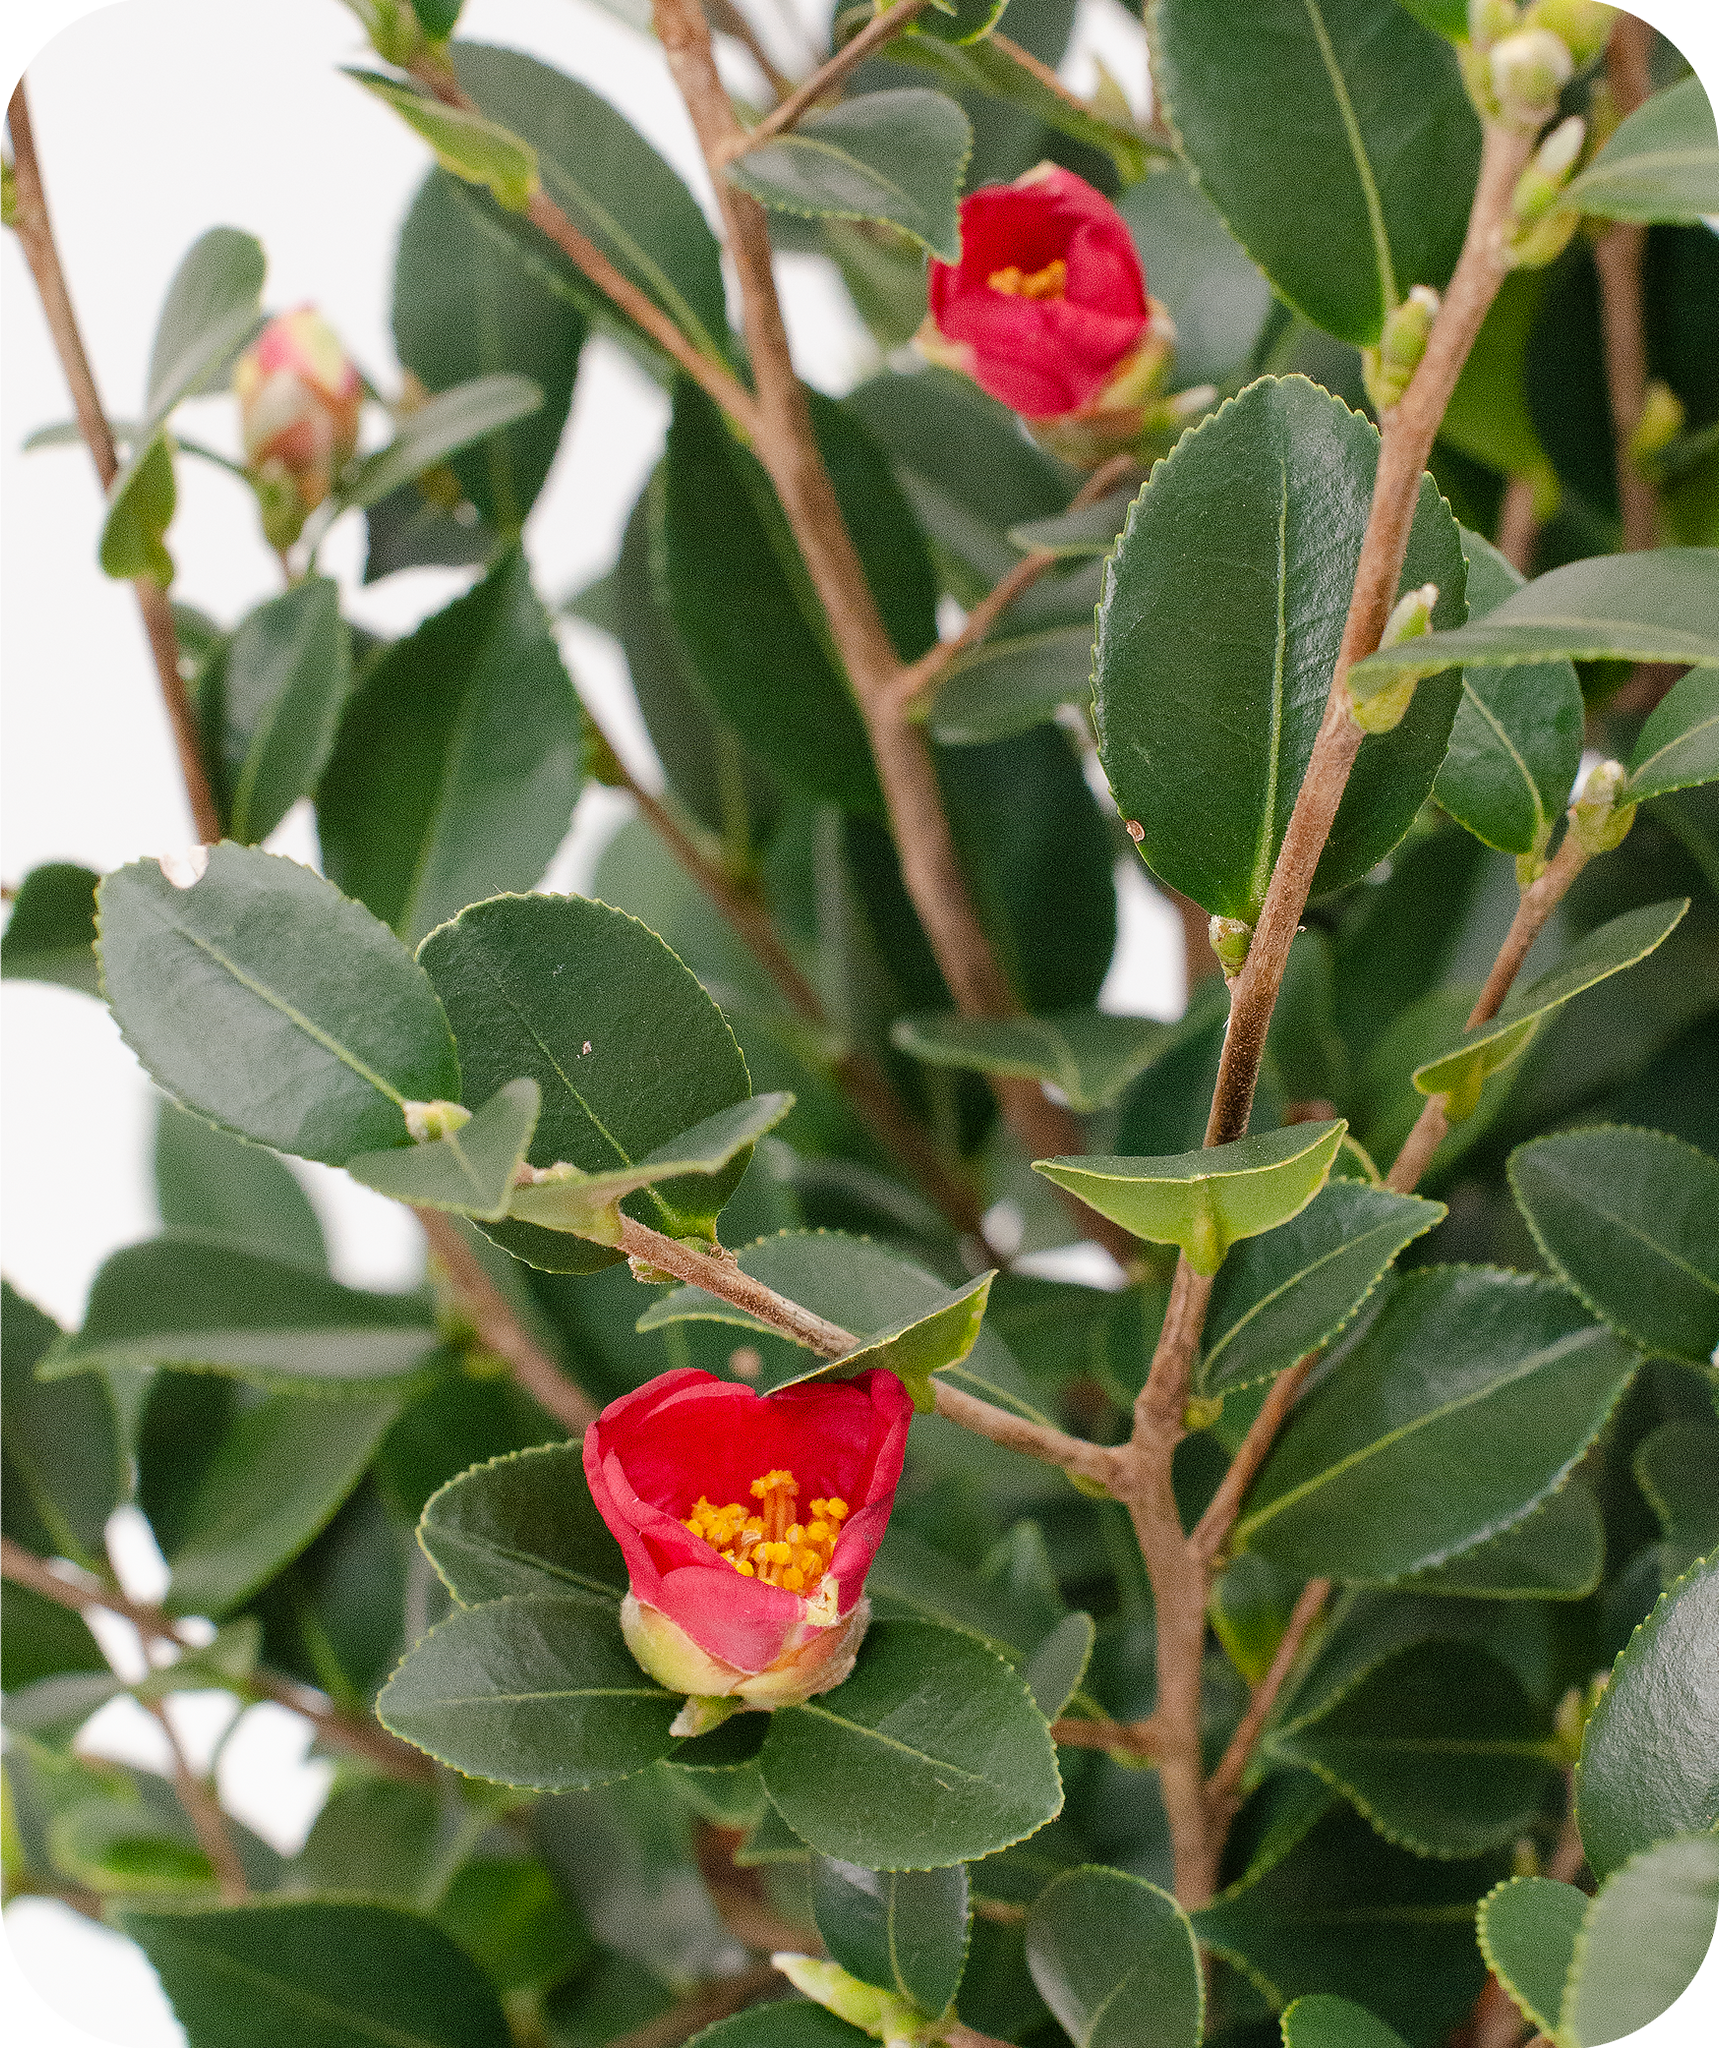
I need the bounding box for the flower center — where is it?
[987,257,1068,301]
[683,1469,848,1594]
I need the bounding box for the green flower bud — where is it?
[404,1099,473,1142]
[1629,380,1685,470]
[1468,0,1521,52]
[1568,758,1636,853]
[1208,915,1253,980]
[339,0,430,68]
[1507,205,1581,269]
[1349,585,1440,734]
[770,1955,928,2044]
[1363,286,1441,412]
[1490,27,1575,129]
[1512,115,1587,226]
[1522,0,1616,69]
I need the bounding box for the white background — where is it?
[2,1,1716,2041]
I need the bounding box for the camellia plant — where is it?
[4,1,1719,2046]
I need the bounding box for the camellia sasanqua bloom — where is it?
[232,305,363,546]
[583,1366,913,1732]
[921,164,1176,461]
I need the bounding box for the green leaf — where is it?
[1023,1611,1096,1721]
[2,1282,120,1573]
[1434,531,1583,859]
[1280,1996,1413,2048]
[347,1078,541,1220]
[1349,548,1719,684]
[1627,668,1719,799]
[1508,1125,1719,1369]
[144,226,266,421]
[1034,1122,1347,1277]
[203,577,352,845]
[1476,1875,1584,2041]
[96,843,461,1164]
[436,1853,590,1996]
[809,1855,970,2018]
[119,1899,512,2048]
[39,1232,440,1390]
[1635,1420,1719,1583]
[100,430,176,585]
[350,70,540,211]
[1413,901,1689,1119]
[1007,491,1133,561]
[377,1594,680,1790]
[1575,1555,1719,1881]
[759,1617,1063,1870]
[339,374,546,512]
[891,1009,1170,1112]
[1561,1835,1719,2046]
[1398,1478,1604,1600]
[1024,1866,1203,2048]
[317,548,583,946]
[1,1585,106,1693]
[685,2007,869,2048]
[51,1796,213,1897]
[1236,1267,1638,1582]
[792,1272,993,1415]
[419,1442,628,1607]
[1,861,100,995]
[412,0,464,36]
[154,1100,327,1270]
[1149,0,1479,347]
[1564,74,1719,226]
[417,892,757,1272]
[1201,1180,1445,1397]
[729,90,971,262]
[1094,377,1466,921]
[1118,164,1275,392]
[1268,1641,1558,1859]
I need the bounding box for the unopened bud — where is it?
[1209,915,1252,979]
[1512,115,1587,226]
[1508,205,1581,269]
[1491,28,1575,129]
[1184,1393,1224,1431]
[339,0,430,68]
[233,308,363,530]
[1350,586,1439,734]
[1522,0,1616,69]
[1364,287,1440,412]
[770,1956,927,2044]
[1629,380,1685,470]
[1568,758,1636,853]
[404,1099,472,1142]
[1468,0,1521,51]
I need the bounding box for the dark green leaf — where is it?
[1561,1835,1719,2045]
[435,1853,591,1994]
[347,1077,540,1220]
[759,1618,1063,1869]
[419,1442,627,1607]
[1024,1866,1203,2048]
[1150,0,1479,346]
[295,1775,440,1900]
[1397,1477,1604,1600]
[1476,1875,1584,2040]
[0,862,101,994]
[891,1009,1170,1112]
[783,1271,991,1414]
[100,431,176,585]
[1564,74,1719,226]
[145,226,266,420]
[154,1100,327,1271]
[1508,1124,1719,1368]
[1635,1419,1719,1582]
[97,843,460,1164]
[363,478,493,583]
[1627,668,1719,799]
[1095,376,1465,921]
[1236,1267,1638,1582]
[1118,164,1275,391]
[810,1855,970,2017]
[1023,1611,1096,1721]
[1280,1996,1412,2048]
[378,1594,679,1790]
[339,374,546,512]
[120,1899,512,2048]
[2,1282,120,1572]
[1,1585,107,1692]
[685,2006,869,2048]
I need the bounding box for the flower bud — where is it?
[1363,286,1441,413]
[1629,380,1685,471]
[404,1098,472,1142]
[1468,0,1521,51]
[1490,28,1576,130]
[1512,115,1587,225]
[1521,0,1616,69]
[339,0,430,68]
[1350,585,1440,734]
[1568,758,1636,853]
[771,1955,928,2044]
[1209,915,1253,980]
[233,308,363,544]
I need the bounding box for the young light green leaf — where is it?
[339,374,545,512]
[97,843,461,1164]
[0,861,100,995]
[1280,1995,1413,2048]
[1508,1125,1719,1368]
[1413,900,1689,1119]
[1627,668,1719,800]
[1476,1876,1585,2041]
[1201,1179,1445,1396]
[1575,1555,1719,1881]
[317,548,582,945]
[1397,1478,1604,1600]
[759,1618,1063,1870]
[1150,0,1479,346]
[144,225,266,421]
[347,1077,541,1220]
[809,1855,970,2020]
[349,70,540,211]
[1564,73,1719,226]
[1095,377,1466,922]
[891,1009,1170,1112]
[1268,1641,1559,1859]
[1563,1837,1719,2046]
[1034,1121,1347,1277]
[99,430,176,585]
[728,90,971,262]
[1635,1420,1719,1583]
[1236,1267,1638,1582]
[1025,1867,1203,2048]
[3,1282,121,1575]
[378,1594,680,1790]
[419,1442,628,1607]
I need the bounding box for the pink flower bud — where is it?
[232,307,363,519]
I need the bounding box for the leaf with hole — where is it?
[1628,668,1719,800]
[810,1855,970,2018]
[1476,1875,1584,2041]
[1024,1866,1203,2048]
[419,1442,628,1607]
[1564,74,1719,226]
[891,1010,1170,1112]
[1561,1835,1719,2046]
[1,862,100,995]
[346,1077,541,1220]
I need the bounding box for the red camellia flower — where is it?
[926,165,1150,420]
[584,1367,913,1724]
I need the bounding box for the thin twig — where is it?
[1049,1714,1158,1761]
[1190,1353,1320,1568]
[1204,1576,1330,1828]
[719,0,933,159]
[143,1696,250,1902]
[932,1380,1119,1489]
[703,0,796,101]
[1594,14,1658,553]
[7,82,221,844]
[610,1959,783,2048]
[619,1217,859,1354]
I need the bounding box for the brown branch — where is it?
[932,1380,1119,1490]
[703,0,796,101]
[7,81,221,845]
[1050,1714,1158,1761]
[1495,473,1539,575]
[1190,1353,1320,1568]
[718,0,934,159]
[1204,1576,1330,1829]
[619,1216,859,1354]
[610,1960,783,2048]
[1594,14,1658,553]
[143,1696,250,1902]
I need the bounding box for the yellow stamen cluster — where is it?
[683,1468,848,1595]
[988,257,1068,301]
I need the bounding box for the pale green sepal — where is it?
[1033,1120,1346,1275]
[346,1077,540,1220]
[770,1953,930,2044]
[669,1694,743,1739]
[778,1271,995,1413]
[347,69,540,211]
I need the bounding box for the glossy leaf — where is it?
[728,90,971,262]
[339,374,545,512]
[120,1899,512,2048]
[1564,74,1719,227]
[759,1618,1063,1869]
[891,1009,1170,1112]
[686,2007,868,2048]
[1434,531,1583,858]
[1508,1125,1719,1368]
[1476,1875,1584,2041]
[1035,1122,1347,1277]
[1635,1420,1719,1583]
[1576,1555,1719,1880]
[2,1282,120,1574]
[1150,0,1479,346]
[809,1855,971,2018]
[1024,1866,1203,2048]
[1561,1835,1719,2046]
[1095,377,1465,921]
[317,549,583,946]
[1414,901,1689,1118]
[1269,1641,1558,1858]
[144,225,266,420]
[1119,162,1275,391]
[1280,1997,1413,2048]
[1023,1611,1096,1721]
[97,843,460,1164]
[1399,1478,1605,1601]
[350,71,540,212]
[1236,1267,1638,1582]
[99,430,176,585]
[418,892,755,1271]
[347,1078,541,1220]
[1627,668,1719,799]
[154,1101,326,1270]
[0,861,100,995]
[800,1272,993,1414]
[378,1594,679,1789]
[419,1442,628,1607]
[1201,1180,1445,1396]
